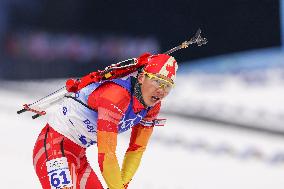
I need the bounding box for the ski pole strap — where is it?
[24,104,46,115]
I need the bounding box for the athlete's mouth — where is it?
[151,96,160,101]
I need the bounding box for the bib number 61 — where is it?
[50,170,71,188]
[46,157,73,189]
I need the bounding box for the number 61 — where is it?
[50,171,71,187]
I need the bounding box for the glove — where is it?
[106,183,128,189]
[123,183,129,189]
[66,78,80,92]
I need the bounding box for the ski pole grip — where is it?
[32,114,41,119]
[17,109,27,114]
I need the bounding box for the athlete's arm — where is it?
[88,83,130,189]
[121,103,161,186]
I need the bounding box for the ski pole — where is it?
[17,86,67,119]
[164,28,207,55]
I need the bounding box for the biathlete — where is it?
[32,53,178,189]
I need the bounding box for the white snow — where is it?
[164,68,284,133]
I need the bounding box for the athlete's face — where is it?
[138,72,173,107]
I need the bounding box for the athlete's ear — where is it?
[137,73,145,84]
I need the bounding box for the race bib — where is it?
[46,157,73,189]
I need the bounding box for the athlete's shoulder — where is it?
[88,81,131,110]
[99,81,130,98]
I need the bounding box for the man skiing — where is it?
[32,53,178,189]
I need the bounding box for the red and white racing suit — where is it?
[33,78,161,189]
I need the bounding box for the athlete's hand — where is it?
[123,182,129,189]
[123,184,128,189]
[106,184,128,189]
[136,52,152,67]
[66,78,80,92]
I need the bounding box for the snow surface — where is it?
[1,81,284,189]
[164,68,284,133]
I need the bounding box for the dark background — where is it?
[0,0,281,79]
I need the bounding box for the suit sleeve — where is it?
[121,103,161,185]
[89,83,130,189]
